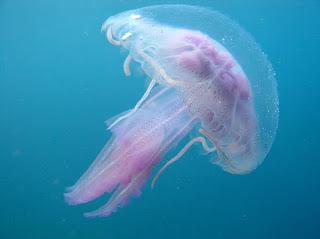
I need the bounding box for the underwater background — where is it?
[1,0,319,238]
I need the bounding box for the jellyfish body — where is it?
[102,8,272,174]
[65,5,279,217]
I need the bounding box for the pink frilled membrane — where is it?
[64,5,279,217]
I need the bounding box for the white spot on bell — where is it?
[121,32,132,41]
[130,14,141,20]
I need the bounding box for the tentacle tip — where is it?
[106,125,113,131]
[64,192,77,205]
[64,191,90,206]
[84,209,113,218]
[83,211,98,218]
[65,185,75,192]
[150,178,158,189]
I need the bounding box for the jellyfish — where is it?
[65,5,279,217]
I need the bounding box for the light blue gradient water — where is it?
[1,0,319,238]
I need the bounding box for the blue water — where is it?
[1,0,319,238]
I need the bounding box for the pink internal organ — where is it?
[166,31,256,172]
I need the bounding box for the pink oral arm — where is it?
[84,165,152,217]
[64,87,195,217]
[64,123,163,206]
